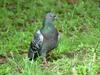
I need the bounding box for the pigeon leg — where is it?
[43,57,48,65]
[40,49,48,64]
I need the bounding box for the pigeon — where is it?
[28,13,59,64]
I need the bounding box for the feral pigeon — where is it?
[28,13,59,63]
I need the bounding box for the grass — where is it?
[0,0,100,75]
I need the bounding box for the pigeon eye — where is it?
[53,15,56,18]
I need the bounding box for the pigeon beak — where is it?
[54,15,58,20]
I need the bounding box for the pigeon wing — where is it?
[32,30,43,50]
[28,30,43,60]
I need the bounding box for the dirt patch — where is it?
[0,55,7,64]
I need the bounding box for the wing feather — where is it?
[31,30,43,50]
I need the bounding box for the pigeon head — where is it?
[45,13,56,21]
[43,13,56,26]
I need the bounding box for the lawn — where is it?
[0,0,100,75]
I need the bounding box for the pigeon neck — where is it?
[43,19,53,27]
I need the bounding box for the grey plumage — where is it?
[28,13,59,62]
